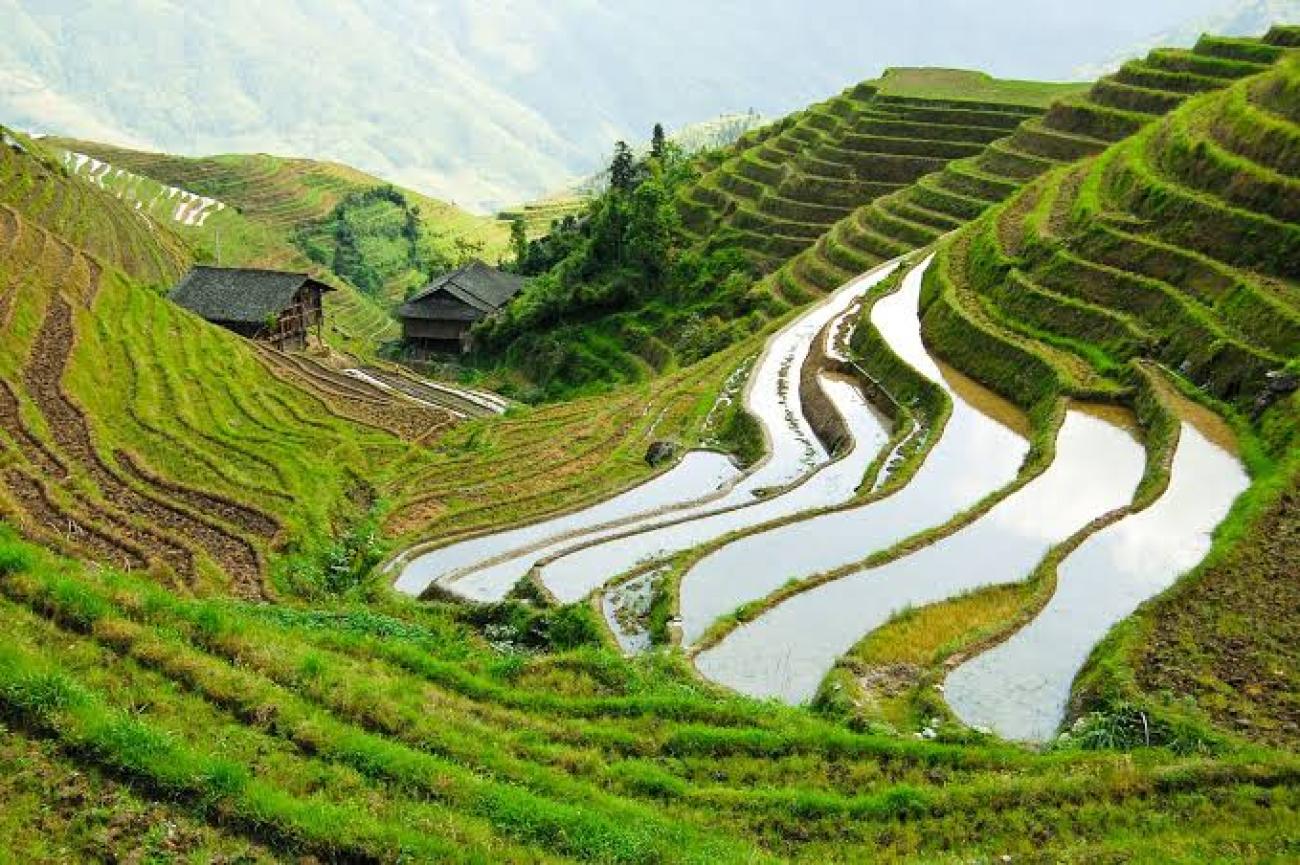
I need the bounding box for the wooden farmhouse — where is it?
[397,260,524,354]
[169,266,333,350]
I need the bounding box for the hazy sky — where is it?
[687,0,1237,82]
[2,0,1290,206]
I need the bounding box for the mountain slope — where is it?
[46,138,511,352]
[479,68,1084,398]
[0,0,1259,209]
[918,38,1300,748]
[0,130,465,597]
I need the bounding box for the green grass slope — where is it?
[2,508,1299,862]
[913,43,1300,751]
[46,139,511,355]
[0,132,466,600]
[778,28,1295,300]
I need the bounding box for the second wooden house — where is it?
[397,260,524,354]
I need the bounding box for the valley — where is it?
[0,15,1297,865]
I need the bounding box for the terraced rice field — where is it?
[394,260,902,603]
[766,29,1298,302]
[0,126,754,609]
[0,196,407,597]
[0,133,188,287]
[678,74,1047,292]
[0,25,1298,865]
[388,31,1300,748]
[62,151,227,227]
[42,139,510,356]
[498,195,590,238]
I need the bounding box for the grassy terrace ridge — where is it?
[0,125,746,605]
[2,524,1300,862]
[897,51,1300,756]
[865,67,1089,107]
[682,71,1051,276]
[769,27,1295,305]
[44,137,512,356]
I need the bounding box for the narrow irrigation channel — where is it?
[944,401,1249,741]
[393,259,901,602]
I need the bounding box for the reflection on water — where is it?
[538,375,891,602]
[393,450,740,598]
[694,405,1145,704]
[680,257,1029,645]
[423,261,901,602]
[944,413,1249,741]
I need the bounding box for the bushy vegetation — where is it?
[296,184,489,304]
[474,137,762,399]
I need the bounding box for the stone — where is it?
[645,440,678,467]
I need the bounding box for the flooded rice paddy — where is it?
[944,405,1249,740]
[396,260,901,602]
[393,253,1249,740]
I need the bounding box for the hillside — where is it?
[499,113,771,241]
[44,139,511,353]
[472,68,1093,399]
[486,30,1295,400]
[2,18,1300,865]
[917,34,1300,745]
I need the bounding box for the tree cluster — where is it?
[476,127,758,398]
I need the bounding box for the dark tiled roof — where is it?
[398,260,524,321]
[169,266,333,324]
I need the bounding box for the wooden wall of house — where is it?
[402,318,470,340]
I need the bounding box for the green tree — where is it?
[650,123,667,160]
[624,177,679,289]
[609,141,636,192]
[509,217,528,271]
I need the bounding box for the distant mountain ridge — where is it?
[0,0,1269,210]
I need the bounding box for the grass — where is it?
[867,67,1089,107]
[921,52,1300,758]
[2,525,1300,861]
[0,26,1298,865]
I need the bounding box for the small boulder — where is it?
[645,440,678,467]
